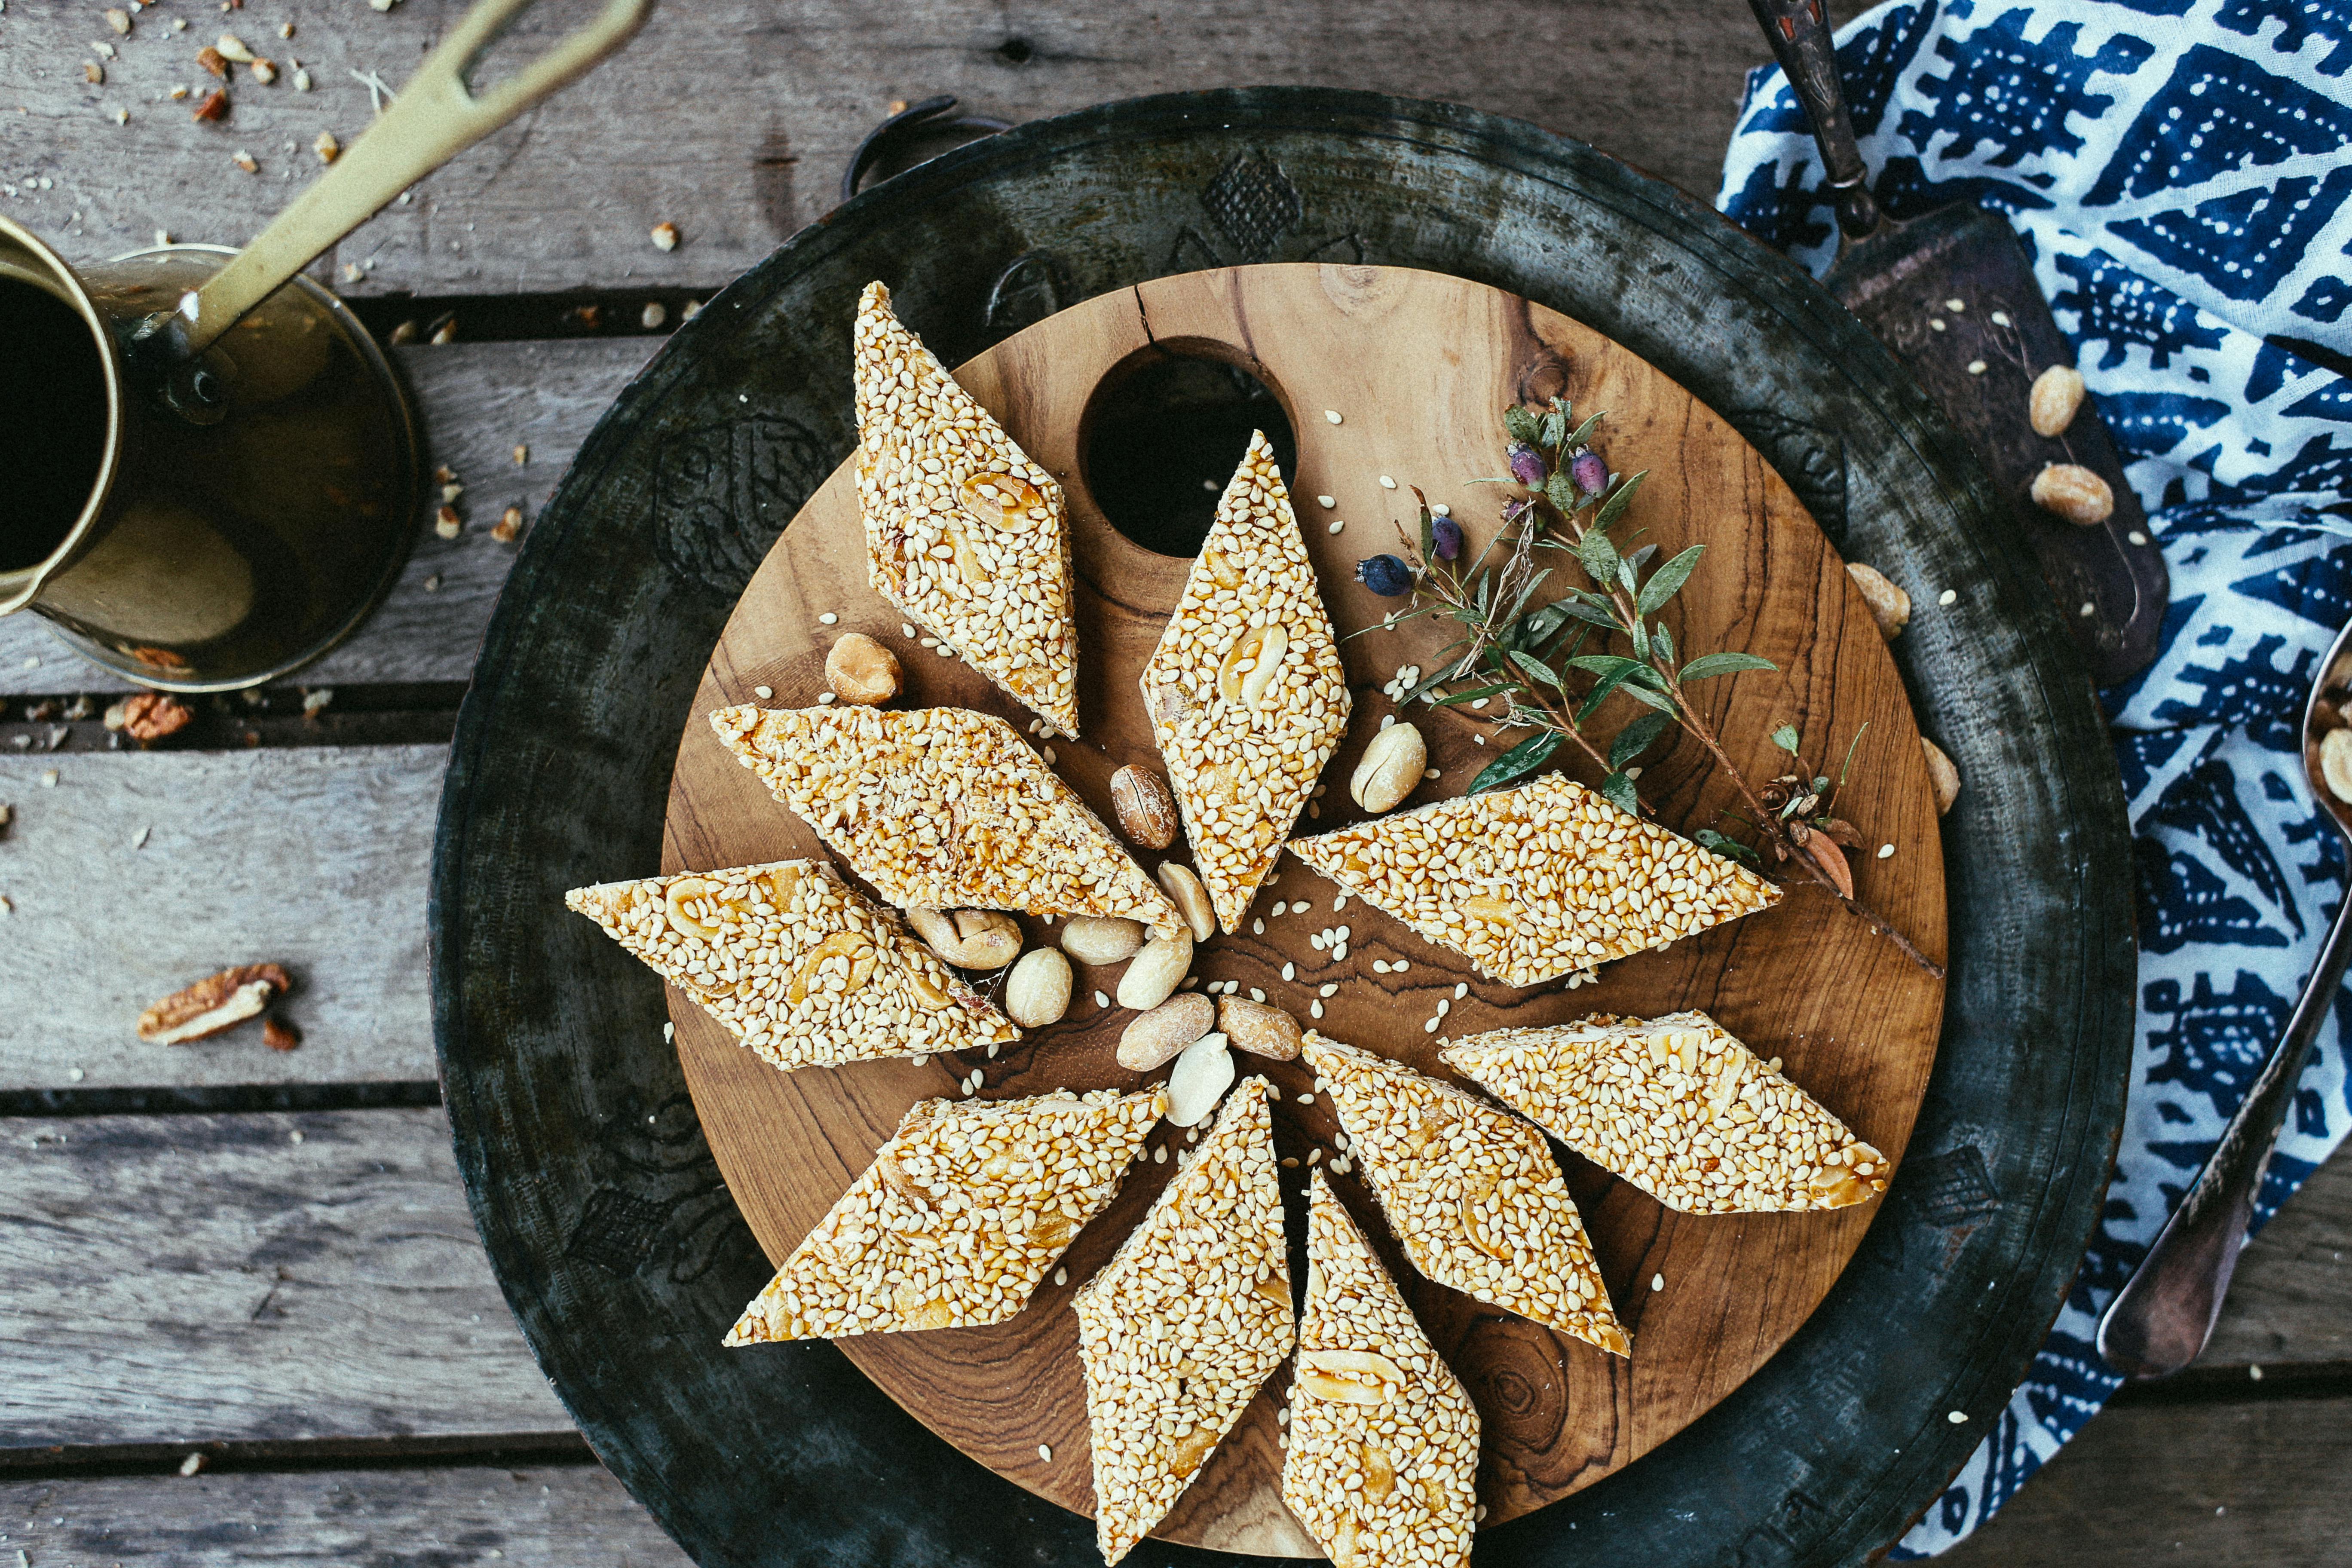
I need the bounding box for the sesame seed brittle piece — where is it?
[1141,431,1351,933]
[1285,773,1780,986]
[1073,1078,1294,1565]
[853,282,1080,735]
[567,859,1015,1069]
[1302,1032,1626,1356]
[1282,1173,1480,1568]
[709,705,1179,929]
[1441,1010,1888,1214]
[726,1087,1167,1344]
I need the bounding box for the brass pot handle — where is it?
[176,0,651,355]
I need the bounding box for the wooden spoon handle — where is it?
[177,0,650,355]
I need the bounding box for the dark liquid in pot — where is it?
[0,274,110,573]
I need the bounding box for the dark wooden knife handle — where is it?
[1744,0,1883,239]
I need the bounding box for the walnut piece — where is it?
[104,692,194,746]
[138,963,292,1045]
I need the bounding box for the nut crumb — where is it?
[263,1015,300,1051]
[513,444,530,465]
[434,505,462,539]
[232,149,258,173]
[491,505,523,544]
[250,58,276,84]
[312,129,337,163]
[191,88,228,120]
[649,220,680,251]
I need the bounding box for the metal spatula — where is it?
[1744,0,2168,685]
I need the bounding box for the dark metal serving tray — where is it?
[429,87,2134,1568]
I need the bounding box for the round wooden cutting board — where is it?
[661,263,1948,1556]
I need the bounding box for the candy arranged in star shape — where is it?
[1073,1078,1294,1565]
[1281,1172,1481,1568]
[1442,1009,1888,1213]
[852,281,1081,736]
[709,704,1179,929]
[1286,772,1780,985]
[1302,1031,1627,1356]
[725,1087,1165,1344]
[1141,430,1351,933]
[566,858,1015,1069]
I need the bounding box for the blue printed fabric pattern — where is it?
[1718,0,2352,1554]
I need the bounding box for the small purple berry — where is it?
[1571,450,1609,498]
[1355,553,1412,597]
[1432,516,1464,561]
[1507,442,1548,487]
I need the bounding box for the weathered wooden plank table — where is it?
[0,2,2341,1563]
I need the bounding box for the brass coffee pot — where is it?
[0,0,649,690]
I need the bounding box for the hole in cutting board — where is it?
[1078,343,1298,559]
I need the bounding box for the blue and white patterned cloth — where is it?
[1718,1,2352,1553]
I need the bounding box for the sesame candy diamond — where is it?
[1280,1172,1479,1568]
[566,859,1015,1068]
[853,282,1080,734]
[1442,1010,1887,1213]
[725,1087,1165,1344]
[1302,1032,1626,1355]
[1141,432,1350,933]
[710,704,1179,929]
[1074,1079,1293,1563]
[1285,773,1779,986]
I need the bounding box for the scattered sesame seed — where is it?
[1039,1444,1053,1461]
[1431,502,1450,516]
[1394,960,1409,972]
[1253,918,1265,934]
[1424,767,1439,779]
[1423,1015,1441,1032]
[1332,941,1348,961]
[1043,746,1057,766]
[1281,962,1295,980]
[1297,1092,1315,1105]
[1945,298,1965,312]
[1320,984,1338,998]
[817,692,837,704]
[1929,318,1947,332]
[1651,1273,1664,1292]
[1454,983,1467,999]
[1378,475,1396,490]
[1967,360,1987,375]
[817,613,838,628]
[1310,1000,1324,1019]
[2129,531,2149,546]
[2079,601,2096,617]
[1878,843,1896,859]
[1948,1410,1968,1424]
[1372,960,1390,974]
[1094,991,1109,1008]
[1938,588,1958,606]
[1317,495,1335,508]
[753,685,773,700]
[1991,310,2011,326]
[902,623,916,638]
[1328,519,1345,534]
[1324,410,1342,425]
[1154,1145,1168,1164]
[1250,988,1266,1003]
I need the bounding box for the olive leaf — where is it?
[1635,544,1705,616]
[1575,528,1620,581]
[1600,770,1641,817]
[1609,709,1672,768]
[1694,827,1763,867]
[1469,730,1562,795]
[1772,723,1803,754]
[1680,651,1779,683]
[1504,405,1540,445]
[1591,469,1649,533]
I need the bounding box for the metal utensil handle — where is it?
[178,0,650,355]
[2097,889,2352,1378]
[1743,0,1883,241]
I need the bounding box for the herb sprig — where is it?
[1355,398,1942,979]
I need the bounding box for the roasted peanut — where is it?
[1061,915,1145,966]
[1003,948,1072,1028]
[1216,996,1302,1061]
[1110,764,1179,849]
[1922,737,1961,816]
[825,632,901,705]
[1350,722,1427,813]
[1116,928,1193,1011]
[1117,992,1215,1070]
[1155,862,1216,943]
[1846,563,1911,640]
[2030,462,2113,527]
[2029,365,2086,438]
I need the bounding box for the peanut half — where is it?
[2030,462,2113,527]
[1116,928,1193,1011]
[1110,764,1180,850]
[1003,948,1072,1028]
[1155,862,1216,944]
[1846,563,1911,640]
[825,632,901,705]
[2029,365,2086,438]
